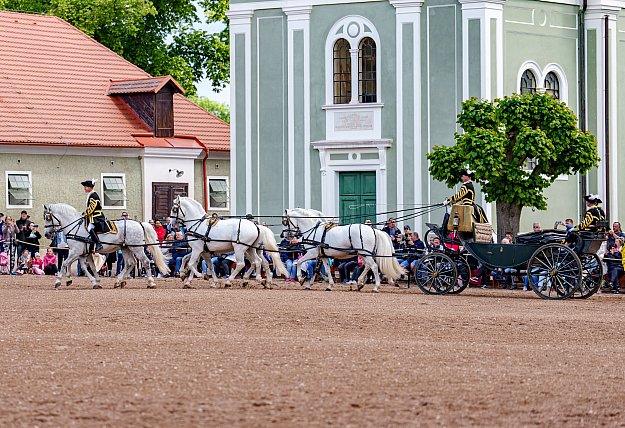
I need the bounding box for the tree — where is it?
[427,92,599,238]
[1,0,230,95]
[189,96,230,124]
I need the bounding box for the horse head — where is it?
[43,203,81,240]
[170,196,206,225]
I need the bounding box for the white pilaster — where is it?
[390,0,423,232]
[226,10,253,215]
[585,2,619,221]
[283,6,312,209]
[459,0,504,222]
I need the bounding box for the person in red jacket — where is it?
[153,219,167,242]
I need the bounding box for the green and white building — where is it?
[227,0,625,233]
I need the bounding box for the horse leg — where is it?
[179,253,192,281]
[182,250,203,289]
[357,263,372,292]
[62,251,81,287]
[294,251,316,289]
[202,252,219,288]
[259,251,273,289]
[225,246,248,288]
[322,258,333,291]
[131,248,156,289]
[363,256,381,293]
[114,249,131,288]
[79,255,100,289]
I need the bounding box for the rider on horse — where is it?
[442,168,488,223]
[81,179,109,251]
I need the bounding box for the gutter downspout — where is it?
[604,15,611,223]
[202,147,209,212]
[579,0,588,220]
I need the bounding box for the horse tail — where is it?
[373,229,405,281]
[142,222,170,275]
[258,226,288,278]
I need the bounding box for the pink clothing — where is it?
[43,254,57,268]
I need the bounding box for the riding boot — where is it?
[89,230,104,252]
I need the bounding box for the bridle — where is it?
[282,211,302,239]
[171,198,187,226]
[43,207,83,238]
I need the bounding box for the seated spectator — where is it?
[306,258,331,281]
[382,218,398,238]
[606,244,623,294]
[168,231,189,276]
[532,223,542,233]
[607,222,625,248]
[43,248,58,275]
[409,233,427,271]
[281,237,303,281]
[429,237,444,252]
[338,256,358,283]
[213,253,234,278]
[153,219,167,242]
[0,250,9,275]
[16,249,31,275]
[30,252,45,275]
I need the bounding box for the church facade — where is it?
[227,0,625,233]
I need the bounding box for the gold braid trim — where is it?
[448,184,474,205]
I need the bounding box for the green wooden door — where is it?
[339,171,376,224]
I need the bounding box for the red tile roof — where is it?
[0,11,229,151]
[108,76,186,95]
[134,135,204,149]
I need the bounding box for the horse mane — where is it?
[290,208,332,220]
[49,203,80,218]
[180,197,207,214]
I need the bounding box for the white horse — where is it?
[283,208,404,292]
[43,204,169,289]
[171,196,286,288]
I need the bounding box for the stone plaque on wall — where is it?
[334,111,374,132]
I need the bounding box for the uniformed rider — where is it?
[574,194,606,232]
[81,179,107,251]
[442,169,488,223]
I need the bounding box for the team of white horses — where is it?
[42,196,404,292]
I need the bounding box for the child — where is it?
[17,249,31,275]
[30,252,45,275]
[43,248,58,275]
[0,251,9,275]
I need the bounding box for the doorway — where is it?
[338,172,376,224]
[152,182,188,220]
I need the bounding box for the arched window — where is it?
[520,70,537,95]
[333,38,351,104]
[358,37,376,103]
[544,72,560,100]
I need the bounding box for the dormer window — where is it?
[108,76,185,138]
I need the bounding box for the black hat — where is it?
[245,213,254,220]
[460,169,475,179]
[20,210,28,215]
[584,194,602,204]
[81,178,96,187]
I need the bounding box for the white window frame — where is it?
[517,61,568,104]
[6,171,33,209]
[100,173,127,210]
[207,176,230,211]
[325,15,382,106]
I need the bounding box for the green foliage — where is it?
[2,0,230,95]
[189,95,230,124]
[428,92,599,210]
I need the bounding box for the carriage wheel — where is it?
[527,243,582,300]
[414,253,458,295]
[447,258,471,295]
[423,228,441,252]
[571,254,603,299]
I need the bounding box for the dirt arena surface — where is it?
[1,275,624,427]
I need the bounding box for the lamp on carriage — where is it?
[169,169,184,178]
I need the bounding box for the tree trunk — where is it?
[495,202,523,241]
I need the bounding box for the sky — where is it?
[192,2,230,105]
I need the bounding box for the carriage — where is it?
[414,210,606,300]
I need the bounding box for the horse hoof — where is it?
[357,282,365,291]
[224,282,231,289]
[66,280,72,287]
[120,281,126,288]
[54,283,61,289]
[325,287,332,291]
[242,281,249,288]
[147,284,156,289]
[372,288,379,293]
[183,284,194,289]
[93,284,102,289]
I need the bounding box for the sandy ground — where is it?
[1,274,624,427]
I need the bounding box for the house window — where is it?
[6,172,32,208]
[524,158,538,171]
[520,70,537,94]
[208,177,229,210]
[544,72,560,100]
[101,174,126,209]
[358,37,376,103]
[333,38,351,104]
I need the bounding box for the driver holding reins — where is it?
[81,179,107,251]
[442,168,488,223]
[573,194,606,232]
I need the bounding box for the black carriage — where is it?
[414,221,605,300]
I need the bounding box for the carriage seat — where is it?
[473,223,494,243]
